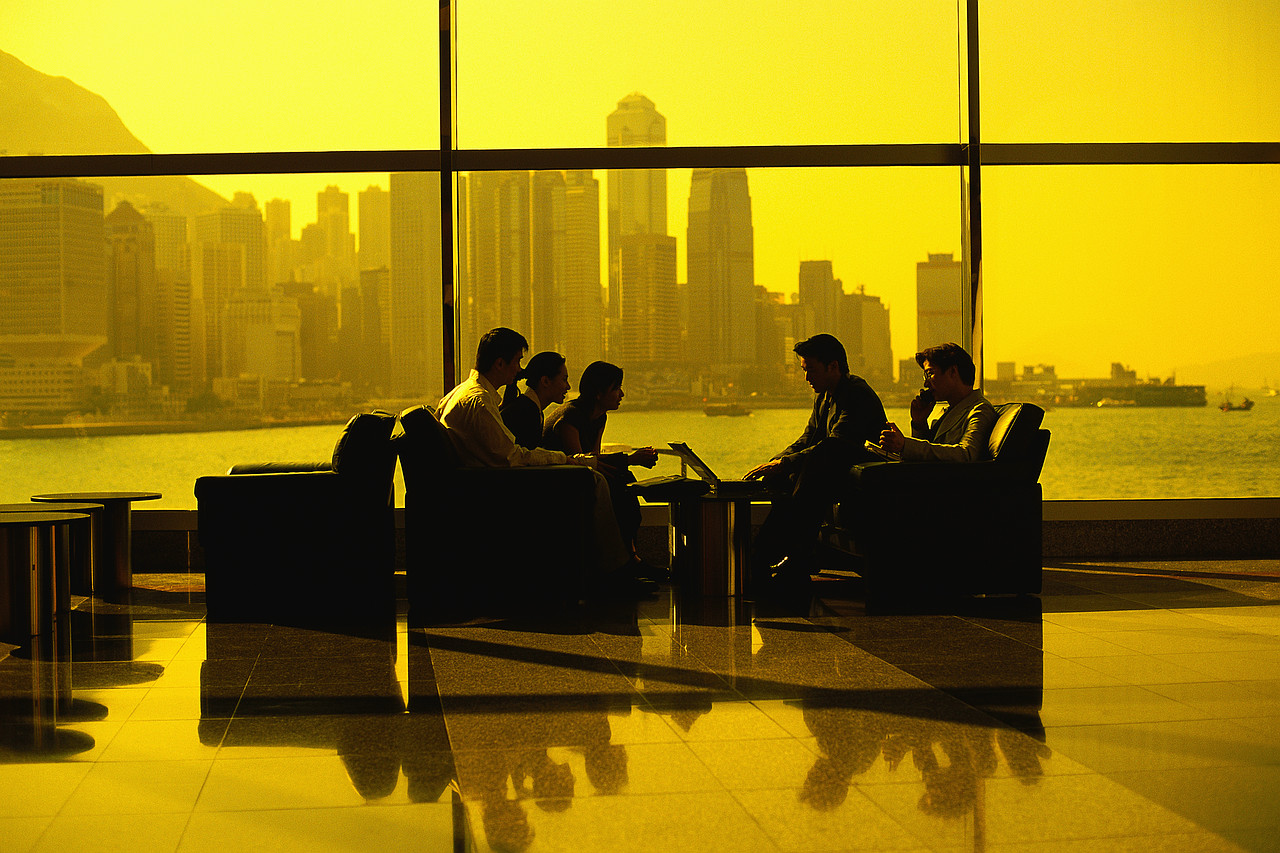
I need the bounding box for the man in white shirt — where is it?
[879,342,996,463]
[437,328,650,596]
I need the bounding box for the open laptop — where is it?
[667,442,772,496]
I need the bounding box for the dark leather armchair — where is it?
[195,411,398,623]
[393,405,597,619]
[828,402,1050,598]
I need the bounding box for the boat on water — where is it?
[1095,397,1138,408]
[704,402,752,417]
[1220,397,1254,412]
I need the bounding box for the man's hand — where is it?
[744,459,783,480]
[909,389,936,426]
[629,447,659,468]
[569,454,596,469]
[880,423,906,454]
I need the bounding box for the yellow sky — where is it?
[4,0,1278,381]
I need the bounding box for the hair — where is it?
[474,327,528,373]
[793,333,849,374]
[576,361,624,406]
[503,350,566,406]
[915,342,976,386]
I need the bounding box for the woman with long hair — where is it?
[543,361,659,575]
[499,351,570,449]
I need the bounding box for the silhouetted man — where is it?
[879,342,995,462]
[745,333,886,589]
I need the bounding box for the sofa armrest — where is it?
[228,461,332,475]
[848,460,1029,489]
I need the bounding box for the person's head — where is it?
[475,327,528,388]
[516,351,570,406]
[915,342,975,403]
[577,361,625,412]
[793,334,848,394]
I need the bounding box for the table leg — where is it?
[95,502,134,595]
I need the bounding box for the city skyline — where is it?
[2,0,1278,383]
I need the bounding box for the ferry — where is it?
[704,402,752,417]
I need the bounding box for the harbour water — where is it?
[1,399,1276,508]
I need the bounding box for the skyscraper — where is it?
[562,170,604,367]
[607,93,666,359]
[194,194,265,294]
[617,234,678,366]
[0,178,107,360]
[798,259,840,339]
[357,186,391,272]
[144,205,194,395]
[916,252,964,351]
[467,170,531,342]
[105,200,159,366]
[530,170,566,352]
[264,198,294,288]
[686,168,756,373]
[315,185,356,297]
[389,172,443,398]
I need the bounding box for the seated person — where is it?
[500,351,570,450]
[744,334,887,587]
[437,328,653,597]
[879,342,996,462]
[542,361,659,576]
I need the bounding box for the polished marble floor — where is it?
[3,561,1279,852]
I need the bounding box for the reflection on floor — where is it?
[3,562,1279,852]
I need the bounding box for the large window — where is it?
[2,2,1277,507]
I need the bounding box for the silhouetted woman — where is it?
[500,351,570,450]
[543,361,658,572]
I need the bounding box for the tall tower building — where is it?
[144,205,194,395]
[389,172,443,398]
[315,185,356,297]
[105,200,159,367]
[607,93,666,358]
[617,234,679,366]
[467,171,531,342]
[194,194,266,294]
[530,171,566,352]
[264,198,295,288]
[916,252,964,351]
[357,185,391,272]
[686,168,756,373]
[562,170,603,367]
[798,260,840,340]
[191,241,245,383]
[0,178,107,365]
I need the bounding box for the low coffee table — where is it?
[31,492,161,594]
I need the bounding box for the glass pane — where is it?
[455,0,962,148]
[982,0,1280,143]
[455,165,963,479]
[2,2,437,155]
[983,164,1280,498]
[0,172,444,507]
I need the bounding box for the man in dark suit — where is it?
[745,334,887,590]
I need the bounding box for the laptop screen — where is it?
[668,442,722,484]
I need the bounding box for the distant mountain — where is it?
[1,49,228,218]
[1176,351,1280,394]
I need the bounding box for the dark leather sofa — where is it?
[826,402,1050,598]
[393,405,598,619]
[195,411,398,623]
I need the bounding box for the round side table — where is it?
[31,492,161,594]
[1,511,89,643]
[0,502,103,596]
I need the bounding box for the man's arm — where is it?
[449,394,571,467]
[900,400,996,463]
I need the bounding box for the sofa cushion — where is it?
[330,410,397,479]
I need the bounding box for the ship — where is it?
[704,402,752,417]
[985,362,1207,408]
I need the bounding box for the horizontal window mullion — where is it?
[0,150,441,180]
[983,142,1280,166]
[457,144,967,171]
